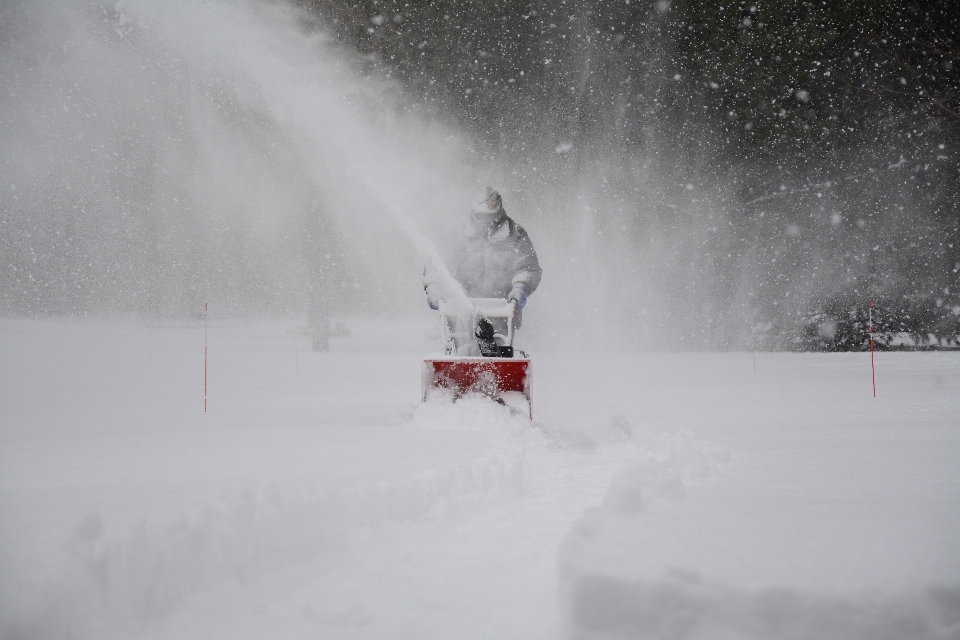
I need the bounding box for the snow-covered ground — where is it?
[1,316,957,639]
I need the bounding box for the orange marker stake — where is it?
[868,299,876,397]
[204,302,208,412]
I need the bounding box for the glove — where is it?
[507,284,527,310]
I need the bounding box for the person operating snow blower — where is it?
[423,188,541,356]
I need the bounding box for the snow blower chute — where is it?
[422,297,532,419]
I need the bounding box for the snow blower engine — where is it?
[422,297,532,419]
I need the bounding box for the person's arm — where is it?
[508,226,541,308]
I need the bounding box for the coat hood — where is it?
[471,187,503,215]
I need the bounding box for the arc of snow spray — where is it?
[380,200,473,310]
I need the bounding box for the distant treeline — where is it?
[300,0,960,349]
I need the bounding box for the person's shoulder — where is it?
[507,216,531,240]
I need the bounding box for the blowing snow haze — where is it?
[1,0,958,350]
[1,3,959,638]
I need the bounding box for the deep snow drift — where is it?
[1,316,957,639]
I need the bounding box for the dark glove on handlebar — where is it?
[507,285,527,310]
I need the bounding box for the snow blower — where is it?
[422,297,532,419]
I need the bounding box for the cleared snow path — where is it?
[1,317,958,639]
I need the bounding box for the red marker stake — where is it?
[751,329,756,374]
[204,302,208,412]
[868,299,876,398]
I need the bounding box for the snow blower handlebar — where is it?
[437,298,516,356]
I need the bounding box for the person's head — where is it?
[471,187,503,223]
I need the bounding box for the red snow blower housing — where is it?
[422,298,532,419]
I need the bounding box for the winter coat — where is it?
[424,209,541,325]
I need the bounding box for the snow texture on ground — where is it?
[1,316,958,639]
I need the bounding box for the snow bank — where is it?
[564,573,959,640]
[558,421,960,640]
[4,398,528,640]
[593,429,731,516]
